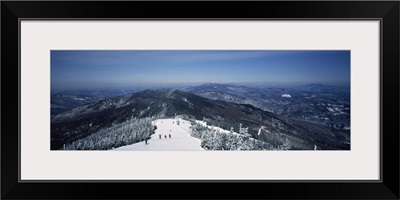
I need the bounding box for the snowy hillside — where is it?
[190,119,275,150]
[113,118,203,151]
[52,89,350,150]
[113,118,273,151]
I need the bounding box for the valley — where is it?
[51,85,350,151]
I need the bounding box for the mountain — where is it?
[182,83,350,128]
[51,89,139,116]
[51,89,350,150]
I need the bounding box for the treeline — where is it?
[190,123,274,150]
[178,114,293,150]
[64,117,156,150]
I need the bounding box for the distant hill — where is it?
[51,89,138,116]
[182,83,350,127]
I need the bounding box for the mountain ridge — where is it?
[182,83,350,127]
[51,89,350,150]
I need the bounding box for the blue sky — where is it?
[51,50,350,90]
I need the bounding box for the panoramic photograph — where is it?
[51,50,350,151]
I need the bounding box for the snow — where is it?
[333,107,346,114]
[182,98,193,108]
[258,126,268,135]
[326,107,335,112]
[73,97,86,101]
[327,107,346,114]
[113,118,203,151]
[194,120,239,135]
[282,94,291,98]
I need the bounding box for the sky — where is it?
[51,50,350,91]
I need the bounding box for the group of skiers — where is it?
[145,120,178,145]
[159,132,172,139]
[145,133,172,144]
[145,131,173,145]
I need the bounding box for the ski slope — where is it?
[113,118,204,151]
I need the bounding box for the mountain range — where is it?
[51,88,350,150]
[182,83,350,128]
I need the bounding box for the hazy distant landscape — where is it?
[51,50,350,150]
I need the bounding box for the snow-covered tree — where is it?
[64,116,157,150]
[240,127,248,135]
[278,138,292,150]
[190,122,273,150]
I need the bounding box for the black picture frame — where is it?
[1,1,399,199]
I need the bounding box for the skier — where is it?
[145,137,148,145]
[164,135,167,139]
[159,134,161,139]
[169,134,172,139]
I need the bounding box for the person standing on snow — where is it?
[169,134,172,139]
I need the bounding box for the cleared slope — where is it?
[114,118,203,151]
